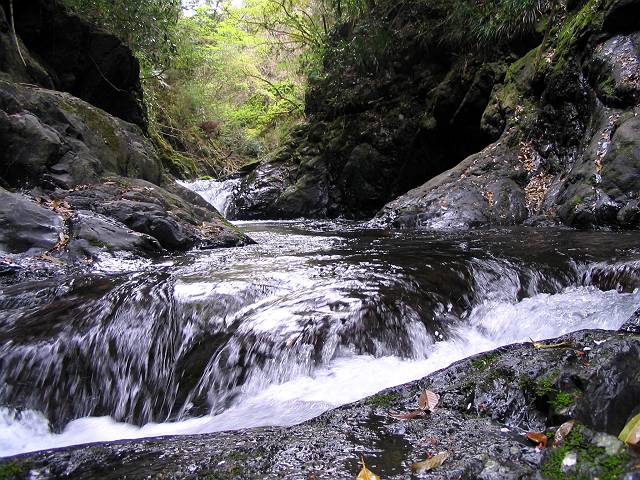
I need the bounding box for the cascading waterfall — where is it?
[1,181,640,457]
[177,178,240,217]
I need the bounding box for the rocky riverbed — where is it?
[2,328,639,479]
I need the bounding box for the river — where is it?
[1,180,639,457]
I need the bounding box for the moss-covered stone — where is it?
[0,460,27,480]
[471,352,500,370]
[366,391,402,408]
[541,426,631,480]
[59,98,122,154]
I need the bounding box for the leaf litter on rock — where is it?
[388,389,439,420]
[619,413,640,446]
[526,431,549,448]
[553,420,575,447]
[356,456,381,480]
[411,451,450,474]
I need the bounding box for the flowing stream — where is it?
[1,180,640,457]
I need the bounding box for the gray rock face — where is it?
[378,20,640,230]
[68,211,161,259]
[7,330,640,479]
[0,187,63,254]
[0,83,160,189]
[0,0,147,129]
[225,0,640,230]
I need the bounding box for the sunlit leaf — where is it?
[619,413,640,445]
[411,452,450,473]
[419,390,440,412]
[526,432,548,448]
[356,456,381,480]
[530,339,573,349]
[553,420,575,447]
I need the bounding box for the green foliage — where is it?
[541,426,630,480]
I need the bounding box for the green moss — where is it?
[599,75,616,97]
[536,371,560,397]
[540,426,630,480]
[366,391,402,408]
[59,98,121,153]
[151,131,202,179]
[520,371,576,411]
[554,0,613,67]
[0,461,27,479]
[88,238,110,248]
[471,352,500,370]
[551,391,576,410]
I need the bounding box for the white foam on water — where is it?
[2,285,637,457]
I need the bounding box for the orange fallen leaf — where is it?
[389,410,423,420]
[419,390,440,412]
[411,452,450,473]
[526,432,548,448]
[553,420,575,447]
[356,456,381,480]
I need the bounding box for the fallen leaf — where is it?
[356,456,381,480]
[389,410,423,420]
[619,413,640,445]
[526,432,548,448]
[531,339,573,349]
[411,452,450,473]
[419,390,440,412]
[553,420,575,447]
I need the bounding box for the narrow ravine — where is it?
[1,180,639,457]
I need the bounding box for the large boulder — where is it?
[0,79,252,264]
[0,83,160,189]
[0,0,146,129]
[0,187,63,254]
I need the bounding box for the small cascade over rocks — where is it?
[177,178,241,218]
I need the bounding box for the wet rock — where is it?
[229,9,505,219]
[0,187,63,254]
[376,136,529,229]
[620,308,640,333]
[0,80,252,259]
[7,330,640,479]
[63,178,253,251]
[590,33,640,108]
[68,211,161,259]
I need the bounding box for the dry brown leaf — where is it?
[389,410,423,420]
[619,413,640,446]
[553,420,575,447]
[526,432,548,448]
[356,456,381,480]
[411,452,450,473]
[418,390,440,412]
